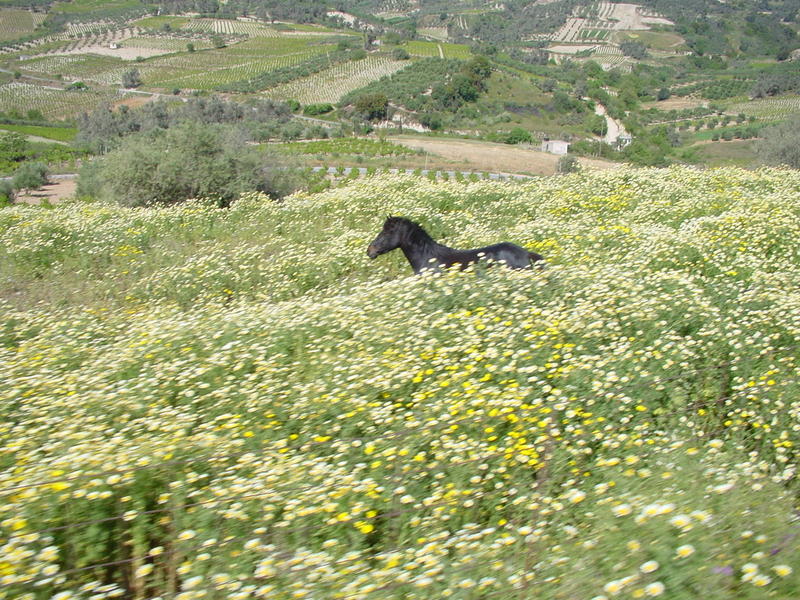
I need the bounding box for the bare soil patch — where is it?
[642,97,707,110]
[15,178,76,205]
[389,136,620,176]
[113,95,156,110]
[607,3,673,29]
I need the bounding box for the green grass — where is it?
[618,30,688,51]
[691,140,759,167]
[1,167,800,600]
[690,122,762,142]
[406,40,471,58]
[0,123,77,141]
[278,138,417,156]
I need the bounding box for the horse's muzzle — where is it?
[366,245,378,259]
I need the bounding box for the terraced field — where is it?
[591,45,631,71]
[17,35,341,90]
[0,8,46,42]
[406,40,471,59]
[261,54,409,103]
[141,37,334,90]
[0,81,130,118]
[182,18,282,37]
[121,36,214,52]
[18,53,124,82]
[727,96,800,120]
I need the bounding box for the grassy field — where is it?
[0,123,77,141]
[690,140,759,168]
[617,30,688,51]
[1,167,799,599]
[279,138,418,157]
[406,40,471,59]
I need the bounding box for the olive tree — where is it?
[77,123,301,206]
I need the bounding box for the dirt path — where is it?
[14,177,76,205]
[389,136,620,175]
[594,102,628,145]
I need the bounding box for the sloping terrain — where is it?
[2,167,800,598]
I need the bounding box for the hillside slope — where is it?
[2,168,800,598]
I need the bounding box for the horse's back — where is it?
[480,242,536,269]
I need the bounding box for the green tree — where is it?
[0,132,28,162]
[451,73,480,102]
[12,161,48,193]
[392,47,410,60]
[354,93,389,121]
[78,123,300,206]
[419,112,443,130]
[755,118,800,168]
[505,127,532,144]
[589,114,607,137]
[620,41,648,59]
[557,155,580,174]
[462,56,492,91]
[122,68,142,89]
[0,180,15,206]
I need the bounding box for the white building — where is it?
[541,140,570,155]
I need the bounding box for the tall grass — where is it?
[1,167,799,599]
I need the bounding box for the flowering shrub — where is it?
[1,166,799,599]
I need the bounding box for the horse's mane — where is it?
[385,217,437,247]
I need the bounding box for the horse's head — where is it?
[367,216,408,259]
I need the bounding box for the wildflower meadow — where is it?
[1,166,799,599]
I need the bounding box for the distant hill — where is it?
[0,0,798,173]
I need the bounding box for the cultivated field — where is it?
[138,36,334,90]
[727,96,800,121]
[261,54,408,104]
[0,81,131,118]
[406,40,471,59]
[182,18,282,37]
[0,8,46,42]
[546,1,673,62]
[3,167,799,598]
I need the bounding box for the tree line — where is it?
[76,96,297,153]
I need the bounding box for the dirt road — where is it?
[390,136,619,175]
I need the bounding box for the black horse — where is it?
[367,216,544,275]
